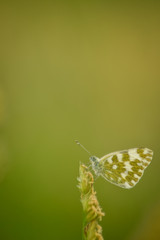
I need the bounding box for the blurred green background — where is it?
[0,1,160,240]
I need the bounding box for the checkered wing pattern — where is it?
[99,148,153,189]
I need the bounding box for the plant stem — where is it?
[78,164,105,240]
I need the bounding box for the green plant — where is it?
[78,164,105,240]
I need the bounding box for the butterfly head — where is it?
[89,156,101,175]
[89,156,99,164]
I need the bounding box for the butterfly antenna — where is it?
[75,140,92,156]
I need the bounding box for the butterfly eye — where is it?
[90,156,97,162]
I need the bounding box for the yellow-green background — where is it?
[0,1,160,240]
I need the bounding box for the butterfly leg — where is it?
[87,164,92,169]
[94,175,100,181]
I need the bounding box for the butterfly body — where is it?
[89,148,153,189]
[90,156,102,176]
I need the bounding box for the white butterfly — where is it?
[76,141,153,189]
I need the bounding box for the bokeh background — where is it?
[0,1,160,240]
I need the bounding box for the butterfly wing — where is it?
[99,148,153,189]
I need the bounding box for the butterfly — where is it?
[75,140,153,189]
